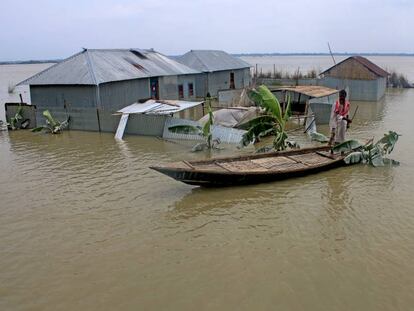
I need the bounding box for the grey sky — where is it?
[1,0,413,61]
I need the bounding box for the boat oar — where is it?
[351,105,359,121]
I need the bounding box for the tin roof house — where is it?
[176,50,252,98]
[19,48,201,134]
[320,56,389,101]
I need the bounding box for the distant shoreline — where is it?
[0,60,60,65]
[234,53,414,57]
[2,53,414,64]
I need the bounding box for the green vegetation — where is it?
[388,71,412,88]
[168,103,220,152]
[32,110,70,134]
[333,131,401,167]
[256,67,319,80]
[239,85,298,152]
[7,105,23,130]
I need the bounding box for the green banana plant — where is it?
[7,105,23,130]
[333,131,401,167]
[239,85,297,151]
[168,103,220,152]
[32,110,70,134]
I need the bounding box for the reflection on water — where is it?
[1,90,414,311]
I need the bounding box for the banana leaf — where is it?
[376,131,400,154]
[286,140,300,149]
[31,126,47,132]
[283,94,292,123]
[310,132,329,143]
[240,122,275,147]
[273,131,289,150]
[168,125,202,135]
[237,115,279,130]
[247,89,263,106]
[202,107,213,138]
[257,85,283,125]
[332,139,363,153]
[9,106,23,130]
[43,110,59,127]
[344,151,364,164]
[255,145,274,153]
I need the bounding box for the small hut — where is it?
[320,56,389,101]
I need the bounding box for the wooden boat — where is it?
[150,146,348,187]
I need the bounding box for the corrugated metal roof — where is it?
[19,49,200,86]
[270,85,339,98]
[320,56,389,78]
[117,99,204,115]
[176,50,251,72]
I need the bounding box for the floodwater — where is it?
[1,62,414,310]
[0,63,54,122]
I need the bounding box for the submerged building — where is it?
[176,50,251,98]
[320,56,389,101]
[19,48,200,132]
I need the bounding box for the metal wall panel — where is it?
[207,69,247,96]
[30,85,100,131]
[124,114,167,136]
[98,79,150,111]
[321,77,382,101]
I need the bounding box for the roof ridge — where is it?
[190,51,209,72]
[84,49,99,85]
[352,56,389,77]
[320,55,389,77]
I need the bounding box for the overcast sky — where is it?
[1,0,413,61]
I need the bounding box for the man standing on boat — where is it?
[329,89,351,145]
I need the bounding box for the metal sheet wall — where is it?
[98,79,150,111]
[321,77,384,101]
[124,114,167,136]
[30,85,100,131]
[207,68,249,96]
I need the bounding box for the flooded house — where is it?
[320,56,389,101]
[175,50,252,99]
[19,48,201,133]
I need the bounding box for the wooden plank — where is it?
[251,156,296,169]
[289,153,332,165]
[218,160,268,172]
[183,160,195,169]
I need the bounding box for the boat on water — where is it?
[150,146,348,187]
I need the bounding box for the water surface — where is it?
[1,88,413,310]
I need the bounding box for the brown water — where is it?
[1,87,414,310]
[0,63,55,121]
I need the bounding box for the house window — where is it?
[230,72,235,89]
[188,83,194,97]
[178,84,184,99]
